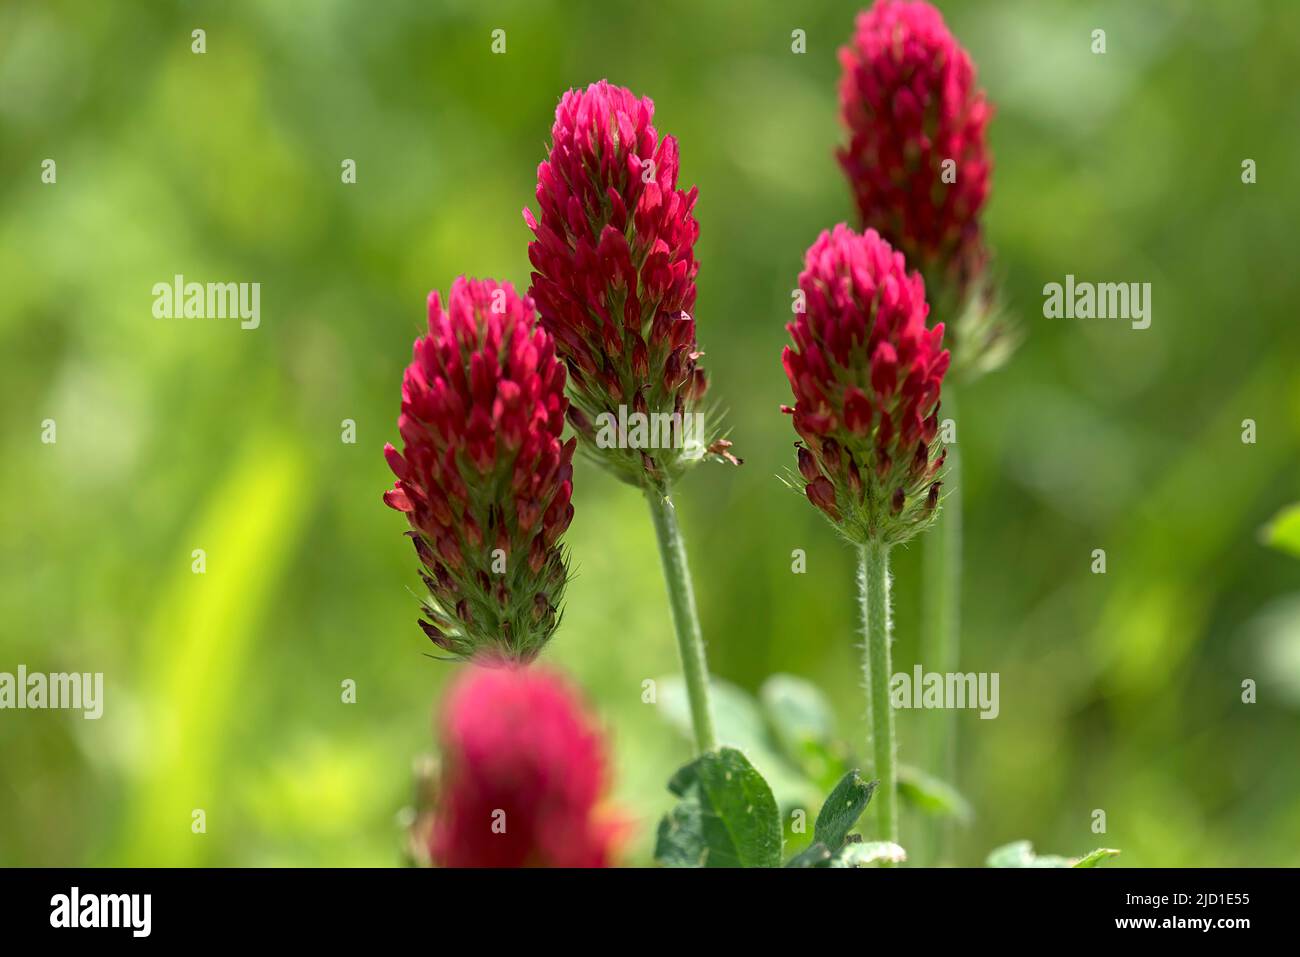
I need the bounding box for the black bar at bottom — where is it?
[0,867,1281,942]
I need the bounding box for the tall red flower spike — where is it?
[383,277,575,662]
[428,663,623,868]
[783,225,949,544]
[837,0,991,299]
[524,80,737,489]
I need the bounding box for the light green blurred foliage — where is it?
[1,0,1297,866]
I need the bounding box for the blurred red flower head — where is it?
[429,663,624,868]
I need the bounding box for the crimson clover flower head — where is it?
[427,662,623,868]
[838,0,991,294]
[524,80,737,490]
[837,1,1009,379]
[383,277,575,663]
[783,225,949,545]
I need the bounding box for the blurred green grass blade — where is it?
[109,433,310,865]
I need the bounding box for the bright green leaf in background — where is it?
[759,674,850,793]
[1261,503,1300,559]
[897,764,975,823]
[760,673,836,756]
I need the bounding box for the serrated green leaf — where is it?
[897,764,974,824]
[1073,847,1122,868]
[986,840,1119,868]
[832,841,907,867]
[654,747,783,868]
[657,675,818,812]
[1261,503,1300,558]
[814,770,876,849]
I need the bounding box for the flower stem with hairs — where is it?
[859,539,897,854]
[784,225,952,864]
[646,485,717,754]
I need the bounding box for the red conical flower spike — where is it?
[838,0,990,296]
[783,225,949,544]
[838,1,1010,378]
[383,277,575,662]
[525,80,737,489]
[425,663,624,868]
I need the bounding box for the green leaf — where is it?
[986,840,1119,868]
[800,739,852,795]
[784,842,833,868]
[658,675,767,751]
[759,674,851,792]
[1261,503,1300,558]
[984,841,1029,867]
[814,770,876,849]
[986,840,1067,867]
[897,764,974,824]
[1073,847,1122,868]
[657,675,818,812]
[760,673,836,754]
[654,747,783,868]
[832,841,908,867]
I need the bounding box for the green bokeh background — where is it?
[2,0,1297,867]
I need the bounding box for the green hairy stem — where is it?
[859,539,898,857]
[646,485,718,754]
